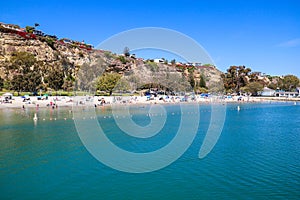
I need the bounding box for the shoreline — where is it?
[0,95,299,110]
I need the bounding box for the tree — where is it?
[0,77,4,90]
[25,66,42,92]
[10,74,24,95]
[222,66,252,93]
[241,82,264,96]
[62,74,75,93]
[62,79,74,93]
[45,66,64,94]
[8,52,41,94]
[236,66,249,90]
[123,47,130,57]
[114,78,130,92]
[45,37,56,50]
[170,59,176,65]
[96,73,122,95]
[281,75,299,91]
[267,76,282,90]
[118,56,127,64]
[189,72,195,89]
[222,66,237,92]
[25,26,35,33]
[199,74,207,88]
[10,52,36,70]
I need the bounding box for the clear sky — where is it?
[0,0,299,77]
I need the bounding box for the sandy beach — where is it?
[1,95,299,110]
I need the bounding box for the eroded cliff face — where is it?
[0,31,224,92]
[0,32,94,68]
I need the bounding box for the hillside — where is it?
[0,23,224,94]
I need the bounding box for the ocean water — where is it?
[0,102,299,199]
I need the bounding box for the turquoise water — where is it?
[0,103,300,199]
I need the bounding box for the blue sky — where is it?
[0,0,299,77]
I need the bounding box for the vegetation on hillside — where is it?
[0,22,299,96]
[95,72,122,95]
[1,52,75,95]
[0,49,298,97]
[222,65,300,95]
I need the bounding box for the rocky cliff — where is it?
[0,28,224,93]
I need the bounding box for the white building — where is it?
[274,91,298,98]
[261,87,275,96]
[154,58,164,63]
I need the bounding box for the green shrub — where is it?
[146,61,158,72]
[118,56,127,64]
